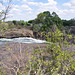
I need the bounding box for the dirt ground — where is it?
[0,42,75,75]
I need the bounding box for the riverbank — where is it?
[0,42,75,61]
[0,42,75,75]
[0,42,47,60]
[0,42,47,74]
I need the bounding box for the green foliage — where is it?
[52,12,63,29]
[13,20,17,25]
[28,20,34,24]
[0,23,8,31]
[26,29,75,75]
[33,24,41,32]
[0,70,3,75]
[0,68,7,75]
[8,20,28,27]
[45,28,64,43]
[26,44,74,75]
[32,11,63,31]
[62,19,75,26]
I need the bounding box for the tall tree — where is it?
[33,11,54,31]
[52,12,63,28]
[0,0,12,22]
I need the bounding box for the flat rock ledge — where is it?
[0,28,34,38]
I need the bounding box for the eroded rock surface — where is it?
[0,28,34,38]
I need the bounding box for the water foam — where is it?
[0,37,46,44]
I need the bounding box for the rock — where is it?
[66,26,75,34]
[0,28,34,38]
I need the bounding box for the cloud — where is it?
[7,3,33,21]
[25,0,58,14]
[10,4,32,14]
[6,0,75,21]
[70,0,75,5]
[23,0,34,2]
[63,3,71,7]
[63,0,75,8]
[26,0,57,6]
[57,9,75,20]
[21,5,32,11]
[21,0,59,21]
[7,0,58,21]
[61,0,75,19]
[48,0,57,5]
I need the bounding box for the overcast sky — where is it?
[1,0,75,21]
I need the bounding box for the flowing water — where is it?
[0,37,46,45]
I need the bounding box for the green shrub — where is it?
[33,24,41,32]
[26,29,75,75]
[0,23,8,31]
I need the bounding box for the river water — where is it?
[0,37,46,45]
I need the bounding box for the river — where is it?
[0,37,46,45]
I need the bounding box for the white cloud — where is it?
[23,0,34,2]
[70,0,75,5]
[21,5,32,11]
[12,5,19,8]
[63,3,71,7]
[6,0,58,21]
[25,2,43,6]
[21,0,58,21]
[26,0,57,6]
[25,0,58,14]
[63,0,75,8]
[48,0,57,5]
[23,0,27,2]
[10,4,32,14]
[11,8,21,13]
[6,0,75,21]
[61,0,75,19]
[57,9,75,20]
[7,3,33,21]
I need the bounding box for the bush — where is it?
[0,23,8,31]
[26,29,75,75]
[33,24,41,32]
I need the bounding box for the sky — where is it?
[1,0,75,21]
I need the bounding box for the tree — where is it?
[0,0,12,22]
[52,12,63,28]
[28,20,34,24]
[13,20,17,25]
[20,20,25,26]
[30,11,63,31]
[33,11,54,31]
[33,24,41,32]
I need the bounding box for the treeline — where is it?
[28,11,63,32]
[6,20,28,26]
[28,11,75,32]
[62,19,75,26]
[6,11,75,32]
